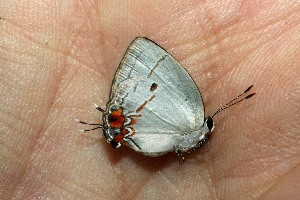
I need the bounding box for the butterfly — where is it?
[78,37,255,162]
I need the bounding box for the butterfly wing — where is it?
[108,37,205,156]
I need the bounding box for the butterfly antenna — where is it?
[212,85,256,118]
[75,119,104,132]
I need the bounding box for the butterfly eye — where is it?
[206,116,214,132]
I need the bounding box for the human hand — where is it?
[1,1,299,199]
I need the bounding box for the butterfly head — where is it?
[204,116,215,133]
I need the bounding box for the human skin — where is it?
[0,1,299,199]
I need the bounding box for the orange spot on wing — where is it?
[136,95,156,113]
[129,118,136,125]
[114,134,123,143]
[121,128,129,136]
[136,102,147,113]
[108,108,125,128]
[114,128,134,143]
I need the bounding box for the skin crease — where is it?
[0,0,299,199]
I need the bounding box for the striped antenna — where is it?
[212,85,256,118]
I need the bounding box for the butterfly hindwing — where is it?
[106,37,205,155]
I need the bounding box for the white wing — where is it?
[108,37,204,155]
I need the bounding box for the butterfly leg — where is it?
[76,119,104,132]
[174,148,185,164]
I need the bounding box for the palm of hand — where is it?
[1,1,299,199]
